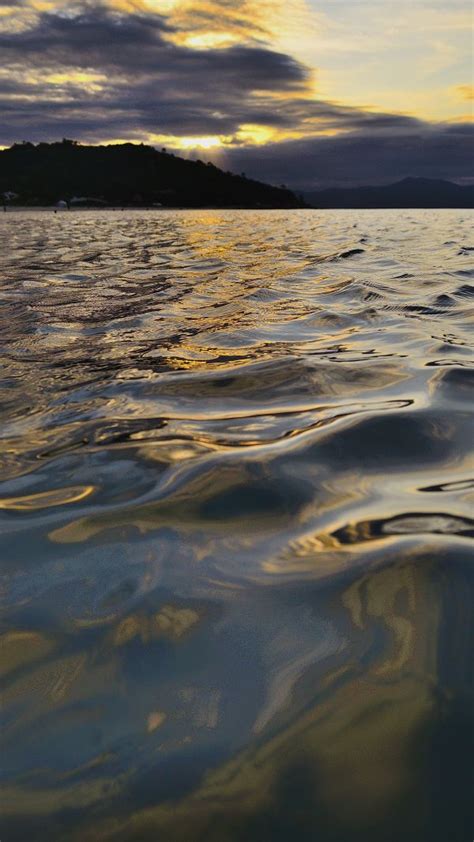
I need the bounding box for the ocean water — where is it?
[0,209,473,842]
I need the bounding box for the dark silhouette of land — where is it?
[305,177,474,209]
[2,143,471,209]
[0,140,303,209]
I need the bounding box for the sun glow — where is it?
[179,136,224,149]
[149,125,293,150]
[147,134,229,150]
[167,30,240,49]
[235,125,278,145]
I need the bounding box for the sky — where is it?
[0,0,472,188]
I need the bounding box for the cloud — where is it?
[0,1,312,144]
[215,121,474,189]
[456,84,474,101]
[0,0,472,187]
[0,1,307,84]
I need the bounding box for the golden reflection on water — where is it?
[54,555,443,842]
[0,209,473,841]
[113,605,200,646]
[0,630,55,677]
[0,484,95,510]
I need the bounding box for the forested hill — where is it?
[0,140,303,208]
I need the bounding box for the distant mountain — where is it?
[305,178,474,208]
[0,140,303,209]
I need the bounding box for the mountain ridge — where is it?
[305,177,473,208]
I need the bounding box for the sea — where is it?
[1,208,473,842]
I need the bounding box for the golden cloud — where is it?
[456,84,474,101]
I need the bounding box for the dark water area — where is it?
[0,209,473,842]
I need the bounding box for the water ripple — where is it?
[0,208,472,842]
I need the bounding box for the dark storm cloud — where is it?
[0,2,309,145]
[2,6,172,56]
[217,122,474,189]
[1,8,300,88]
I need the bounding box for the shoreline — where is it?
[2,205,472,213]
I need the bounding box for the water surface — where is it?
[1,209,473,841]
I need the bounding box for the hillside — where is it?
[305,178,474,208]
[0,140,303,209]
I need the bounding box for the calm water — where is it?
[0,209,473,842]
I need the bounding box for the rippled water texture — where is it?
[1,209,473,841]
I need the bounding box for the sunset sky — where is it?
[1,0,472,187]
